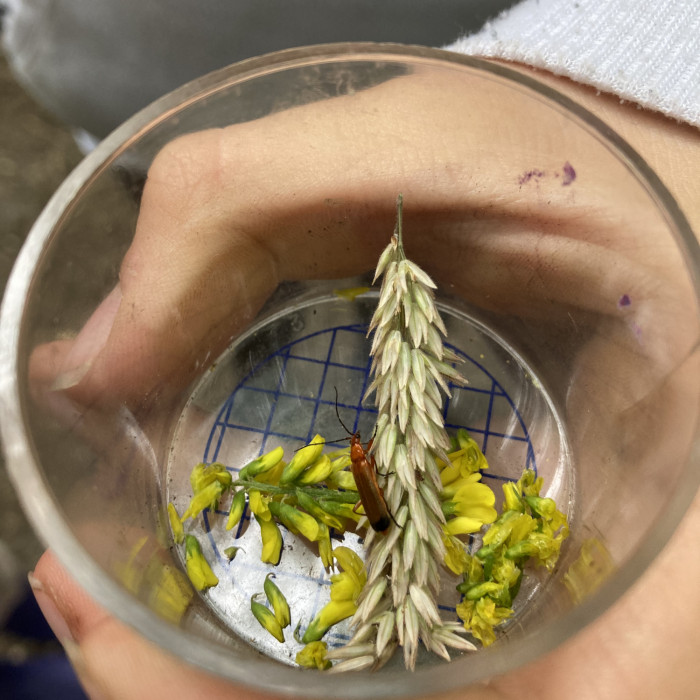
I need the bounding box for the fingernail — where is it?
[52,285,122,391]
[28,571,75,644]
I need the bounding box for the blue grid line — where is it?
[259,345,294,454]
[443,422,529,443]
[305,327,338,443]
[286,352,368,373]
[218,390,319,427]
[205,387,237,464]
[205,324,374,464]
[479,379,498,456]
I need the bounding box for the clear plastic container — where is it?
[1,44,698,697]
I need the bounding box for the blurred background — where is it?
[0,50,85,698]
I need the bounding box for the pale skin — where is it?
[27,62,700,699]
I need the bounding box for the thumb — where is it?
[30,550,273,700]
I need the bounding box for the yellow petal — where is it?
[442,534,470,575]
[444,516,485,536]
[280,435,325,485]
[180,481,223,522]
[317,522,333,569]
[167,503,185,544]
[239,446,285,480]
[296,641,332,670]
[256,514,283,565]
[333,286,370,301]
[301,600,357,643]
[248,489,272,521]
[329,572,360,602]
[185,535,219,591]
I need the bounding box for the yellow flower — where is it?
[238,446,284,480]
[226,489,247,531]
[440,471,482,500]
[180,481,223,522]
[316,522,333,569]
[280,435,325,485]
[253,459,286,485]
[302,599,358,643]
[456,596,512,647]
[317,498,362,524]
[455,429,489,473]
[444,516,486,536]
[268,501,320,542]
[248,489,272,521]
[333,546,367,594]
[167,503,184,544]
[256,514,283,565]
[294,490,345,531]
[442,475,497,536]
[442,533,470,575]
[296,454,334,485]
[264,573,291,628]
[324,470,358,491]
[443,479,497,521]
[185,535,219,591]
[189,462,232,493]
[296,641,332,670]
[301,547,366,643]
[251,595,285,643]
[148,563,193,624]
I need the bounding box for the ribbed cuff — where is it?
[445,0,700,127]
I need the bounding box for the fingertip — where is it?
[30,550,110,644]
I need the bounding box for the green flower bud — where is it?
[317,498,361,523]
[268,501,320,542]
[238,446,284,481]
[524,495,557,519]
[296,454,333,486]
[223,546,243,561]
[302,599,357,643]
[294,490,345,531]
[279,435,325,485]
[462,581,503,601]
[251,595,285,643]
[226,489,247,531]
[264,573,291,628]
[324,470,358,491]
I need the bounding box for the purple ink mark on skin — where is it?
[518,169,545,186]
[562,161,576,186]
[617,294,631,309]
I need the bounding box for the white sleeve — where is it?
[445,0,700,128]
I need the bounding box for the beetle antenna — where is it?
[334,386,355,436]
